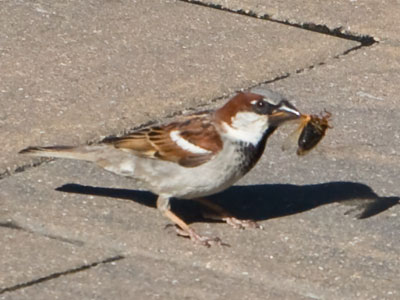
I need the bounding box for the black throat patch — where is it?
[236,126,277,174]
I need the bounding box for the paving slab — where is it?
[0,226,121,293]
[0,0,358,175]
[0,253,316,300]
[193,0,400,42]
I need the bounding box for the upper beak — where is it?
[269,100,301,126]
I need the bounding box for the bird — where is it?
[20,91,301,246]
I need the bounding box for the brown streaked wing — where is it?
[103,115,223,167]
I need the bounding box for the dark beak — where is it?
[269,100,301,126]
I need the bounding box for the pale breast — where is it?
[131,137,267,199]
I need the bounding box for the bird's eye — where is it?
[252,98,274,114]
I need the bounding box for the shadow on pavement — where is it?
[56,181,399,223]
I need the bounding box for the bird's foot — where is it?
[174,226,229,247]
[222,217,263,230]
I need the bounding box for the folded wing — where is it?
[103,115,223,167]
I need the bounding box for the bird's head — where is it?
[215,91,300,145]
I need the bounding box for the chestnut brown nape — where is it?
[214,92,264,124]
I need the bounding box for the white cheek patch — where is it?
[221,112,269,145]
[231,111,262,127]
[170,130,211,154]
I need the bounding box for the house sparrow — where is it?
[20,91,300,246]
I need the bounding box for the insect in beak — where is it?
[282,110,332,155]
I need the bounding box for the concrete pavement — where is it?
[193,0,400,42]
[1,0,399,299]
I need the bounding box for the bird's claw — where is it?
[222,217,263,230]
[174,226,229,247]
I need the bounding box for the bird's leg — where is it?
[195,198,262,230]
[156,196,225,247]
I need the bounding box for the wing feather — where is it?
[102,115,223,167]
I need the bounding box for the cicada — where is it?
[282,111,331,156]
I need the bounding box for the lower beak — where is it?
[269,101,301,126]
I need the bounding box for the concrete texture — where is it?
[193,0,400,42]
[0,225,121,291]
[1,0,400,299]
[0,0,358,176]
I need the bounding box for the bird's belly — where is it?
[134,146,247,199]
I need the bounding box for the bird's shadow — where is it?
[56,181,399,223]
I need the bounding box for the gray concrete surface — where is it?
[0,226,120,290]
[1,0,399,299]
[194,0,400,42]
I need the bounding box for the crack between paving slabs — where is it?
[0,158,54,181]
[179,0,377,50]
[0,255,125,295]
[0,220,85,246]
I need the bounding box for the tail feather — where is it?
[19,145,100,161]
